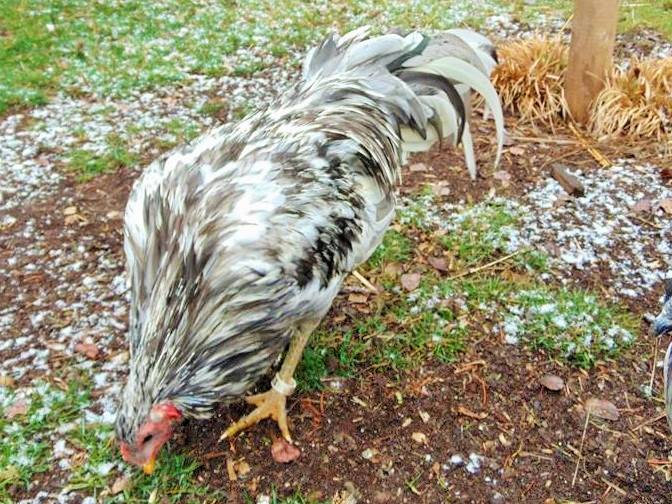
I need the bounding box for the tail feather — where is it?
[301,26,504,179]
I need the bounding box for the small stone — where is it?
[539,374,564,391]
[361,448,377,460]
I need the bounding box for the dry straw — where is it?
[492,37,672,150]
[492,37,569,127]
[589,57,672,148]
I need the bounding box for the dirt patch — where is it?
[184,330,671,503]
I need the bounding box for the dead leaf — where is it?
[382,262,402,278]
[427,256,449,272]
[633,198,652,213]
[348,293,368,304]
[409,163,428,172]
[400,273,421,292]
[63,206,78,216]
[6,399,28,419]
[271,438,301,463]
[585,398,620,421]
[111,475,131,495]
[493,170,512,183]
[75,343,99,360]
[411,432,428,445]
[430,182,451,197]
[659,198,672,215]
[509,146,525,156]
[456,405,488,420]
[661,168,672,181]
[539,374,564,391]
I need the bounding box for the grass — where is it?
[0,379,216,503]
[367,229,412,269]
[509,0,672,38]
[0,381,90,496]
[0,0,507,114]
[296,192,637,390]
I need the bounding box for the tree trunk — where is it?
[565,0,619,124]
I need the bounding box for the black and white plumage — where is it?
[115,26,504,466]
[652,280,672,431]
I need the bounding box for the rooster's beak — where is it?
[143,457,156,475]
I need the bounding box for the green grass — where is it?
[0,381,90,496]
[0,379,216,502]
[509,0,672,39]
[0,0,508,114]
[501,287,638,368]
[367,229,412,269]
[296,193,637,389]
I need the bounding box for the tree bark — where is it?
[565,0,619,124]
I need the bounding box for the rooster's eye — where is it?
[141,434,153,445]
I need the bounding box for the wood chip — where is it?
[551,164,585,196]
[411,432,428,444]
[633,198,653,213]
[457,405,488,420]
[400,272,421,292]
[585,398,620,421]
[409,163,428,172]
[347,293,368,304]
[539,374,565,391]
[660,198,672,215]
[0,375,14,388]
[226,458,237,481]
[63,206,78,216]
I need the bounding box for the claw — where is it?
[219,389,292,442]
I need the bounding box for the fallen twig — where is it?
[568,122,611,167]
[601,477,627,496]
[572,411,590,487]
[351,270,378,293]
[448,249,530,280]
[631,412,666,432]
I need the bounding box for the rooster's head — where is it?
[116,401,182,474]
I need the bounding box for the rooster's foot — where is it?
[219,374,295,442]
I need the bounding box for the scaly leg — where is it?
[219,324,313,442]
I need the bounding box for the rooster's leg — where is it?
[220,323,313,442]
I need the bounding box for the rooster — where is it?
[652,279,672,431]
[115,26,504,474]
